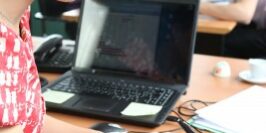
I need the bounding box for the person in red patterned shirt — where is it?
[0,0,100,133]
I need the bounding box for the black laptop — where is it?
[43,0,199,127]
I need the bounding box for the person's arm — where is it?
[200,0,258,24]
[42,114,101,133]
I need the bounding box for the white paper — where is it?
[121,102,162,116]
[190,116,236,133]
[43,89,75,104]
[196,86,266,133]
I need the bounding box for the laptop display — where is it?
[44,0,199,127]
[75,0,198,84]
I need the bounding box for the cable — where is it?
[176,99,216,117]
[167,116,195,133]
[171,99,217,133]
[171,110,203,133]
[127,100,216,133]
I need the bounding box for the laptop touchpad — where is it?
[74,96,119,112]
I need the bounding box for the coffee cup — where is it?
[249,59,266,79]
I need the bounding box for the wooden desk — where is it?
[40,54,264,132]
[197,19,236,35]
[61,9,80,22]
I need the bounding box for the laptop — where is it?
[43,0,199,127]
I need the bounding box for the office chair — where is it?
[34,0,68,36]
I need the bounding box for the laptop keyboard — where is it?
[50,75,174,105]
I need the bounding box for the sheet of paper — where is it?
[43,89,75,104]
[196,86,266,133]
[121,102,162,116]
[188,116,236,133]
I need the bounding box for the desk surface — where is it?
[197,19,237,35]
[40,54,264,132]
[61,9,237,35]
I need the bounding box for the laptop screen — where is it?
[75,0,198,84]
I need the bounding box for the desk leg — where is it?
[195,33,225,56]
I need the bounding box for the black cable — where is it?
[171,99,217,133]
[127,100,216,133]
[167,116,195,133]
[172,110,203,133]
[176,100,216,117]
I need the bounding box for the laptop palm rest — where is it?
[74,96,119,112]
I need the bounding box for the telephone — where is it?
[34,34,75,73]
[34,34,63,62]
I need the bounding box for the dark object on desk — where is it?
[39,76,49,88]
[34,34,74,73]
[90,123,127,133]
[43,0,199,127]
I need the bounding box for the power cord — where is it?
[170,99,217,133]
[167,115,195,133]
[128,100,216,133]
[176,99,216,117]
[171,110,204,133]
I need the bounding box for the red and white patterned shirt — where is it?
[0,8,45,133]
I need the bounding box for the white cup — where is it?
[213,61,231,78]
[249,59,266,79]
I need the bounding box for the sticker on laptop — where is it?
[43,89,75,104]
[121,102,162,116]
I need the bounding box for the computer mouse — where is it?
[90,122,127,133]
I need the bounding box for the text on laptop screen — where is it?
[75,0,198,84]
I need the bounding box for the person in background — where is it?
[0,0,100,132]
[200,0,266,59]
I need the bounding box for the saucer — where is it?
[239,70,266,84]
